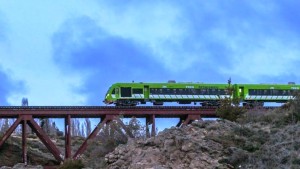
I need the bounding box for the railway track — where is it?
[0,105,277,110]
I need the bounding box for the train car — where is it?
[235,83,300,106]
[104,81,230,106]
[104,81,300,106]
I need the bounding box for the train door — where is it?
[239,86,244,98]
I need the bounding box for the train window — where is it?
[166,89,170,94]
[112,89,115,94]
[179,89,183,94]
[272,89,276,95]
[212,89,216,94]
[263,90,271,95]
[201,89,207,95]
[249,89,256,95]
[150,88,156,94]
[190,89,195,95]
[257,90,261,95]
[218,89,225,95]
[132,88,143,94]
[282,90,286,95]
[121,87,132,97]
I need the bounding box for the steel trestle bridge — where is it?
[0,106,273,166]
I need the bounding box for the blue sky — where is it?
[1,1,300,106]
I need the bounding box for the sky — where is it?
[1,0,300,107]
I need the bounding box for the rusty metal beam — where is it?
[176,116,185,127]
[0,116,23,148]
[73,115,115,159]
[22,119,27,165]
[65,115,71,159]
[27,117,63,162]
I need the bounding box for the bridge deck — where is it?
[0,106,218,118]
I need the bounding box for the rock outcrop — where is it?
[105,120,238,169]
[105,114,300,169]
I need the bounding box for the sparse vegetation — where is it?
[83,117,146,168]
[58,159,84,169]
[216,79,246,121]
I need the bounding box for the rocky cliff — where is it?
[105,120,237,169]
[105,116,300,169]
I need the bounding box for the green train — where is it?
[103,81,300,106]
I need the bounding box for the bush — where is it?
[58,159,85,169]
[216,80,246,121]
[216,97,246,121]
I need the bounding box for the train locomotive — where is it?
[103,81,300,106]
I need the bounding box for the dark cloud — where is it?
[52,17,170,105]
[0,67,25,105]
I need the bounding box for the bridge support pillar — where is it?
[146,114,156,137]
[65,115,71,159]
[22,118,27,165]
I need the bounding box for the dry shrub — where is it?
[216,97,246,121]
[58,159,84,169]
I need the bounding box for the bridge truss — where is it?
[0,106,217,165]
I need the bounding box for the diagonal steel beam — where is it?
[0,116,23,148]
[27,117,63,162]
[73,115,115,159]
[182,114,201,125]
[176,116,185,127]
